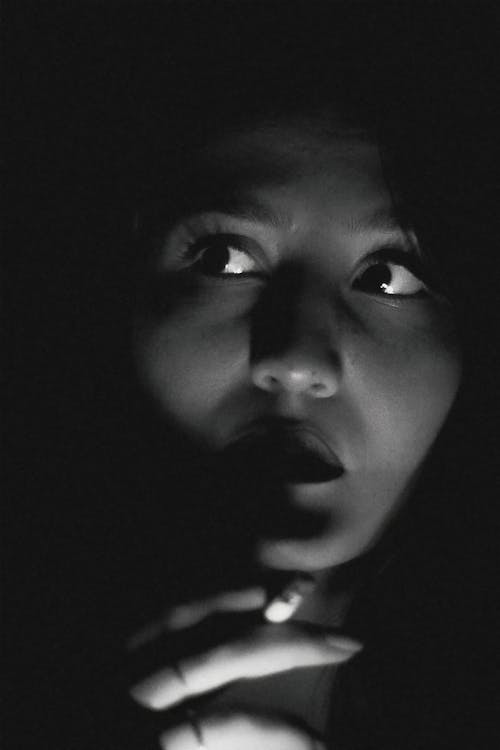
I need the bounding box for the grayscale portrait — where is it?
[6,2,499,749]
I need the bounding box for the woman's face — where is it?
[134,119,462,572]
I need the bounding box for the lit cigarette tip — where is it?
[263,573,315,623]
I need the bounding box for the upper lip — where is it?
[225,418,345,483]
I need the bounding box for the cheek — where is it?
[347,317,462,473]
[276,335,461,571]
[301,327,461,568]
[134,312,249,432]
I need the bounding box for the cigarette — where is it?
[263,573,315,623]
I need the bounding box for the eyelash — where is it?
[178,232,431,297]
[352,246,431,298]
[184,233,266,277]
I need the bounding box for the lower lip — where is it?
[282,477,345,512]
[274,464,344,484]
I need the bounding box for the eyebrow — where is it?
[344,207,409,234]
[179,193,409,236]
[189,193,290,230]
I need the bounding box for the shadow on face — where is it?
[133,117,462,575]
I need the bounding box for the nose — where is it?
[250,286,342,400]
[251,355,339,398]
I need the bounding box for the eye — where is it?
[352,255,429,297]
[191,234,262,276]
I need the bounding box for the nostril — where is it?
[309,378,337,398]
[310,382,326,394]
[254,369,281,392]
[263,374,280,391]
[252,360,339,398]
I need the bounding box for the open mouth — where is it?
[271,450,343,482]
[225,422,345,484]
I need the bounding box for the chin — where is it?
[256,532,368,572]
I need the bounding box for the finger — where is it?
[127,587,267,650]
[159,711,326,750]
[166,589,268,630]
[130,623,362,710]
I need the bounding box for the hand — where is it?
[127,587,362,749]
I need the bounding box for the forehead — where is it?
[202,119,377,166]
[182,120,391,217]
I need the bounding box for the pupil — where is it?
[363,264,392,290]
[200,244,230,274]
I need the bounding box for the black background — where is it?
[4,2,500,748]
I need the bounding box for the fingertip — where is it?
[130,667,187,711]
[129,682,163,711]
[159,723,197,749]
[323,633,364,658]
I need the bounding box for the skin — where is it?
[134,118,462,571]
[130,118,462,747]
